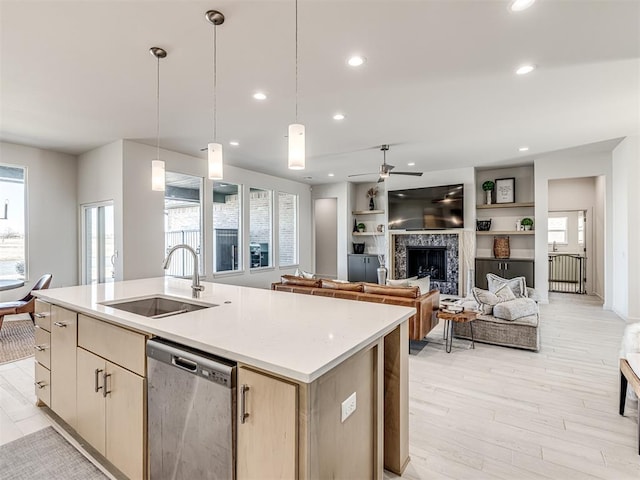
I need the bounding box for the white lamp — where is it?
[150,46,167,192]
[208,142,224,180]
[288,124,305,170]
[288,0,305,170]
[206,10,225,180]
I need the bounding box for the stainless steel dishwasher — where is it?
[147,338,236,479]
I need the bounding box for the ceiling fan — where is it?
[348,145,423,183]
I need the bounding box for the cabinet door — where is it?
[76,348,106,455]
[348,256,366,282]
[50,306,77,428]
[237,367,297,480]
[105,361,146,480]
[504,260,534,287]
[34,362,51,407]
[475,259,494,289]
[364,256,380,283]
[34,326,51,369]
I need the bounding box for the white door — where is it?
[82,202,115,284]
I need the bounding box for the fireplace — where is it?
[407,247,447,281]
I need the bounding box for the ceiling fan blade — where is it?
[390,171,424,176]
[377,176,385,183]
[386,164,395,171]
[347,172,377,177]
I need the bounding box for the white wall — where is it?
[612,136,640,321]
[314,198,338,278]
[78,140,124,281]
[534,150,613,305]
[0,142,77,301]
[122,141,312,289]
[594,175,606,299]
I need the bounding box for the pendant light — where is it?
[150,47,167,192]
[288,0,305,170]
[206,10,225,180]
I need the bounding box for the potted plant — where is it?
[482,180,495,205]
[521,217,534,230]
[357,222,366,233]
[366,186,378,210]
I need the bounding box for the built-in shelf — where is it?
[476,202,534,210]
[352,232,384,236]
[476,230,535,235]
[352,210,384,215]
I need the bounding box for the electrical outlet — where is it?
[341,392,357,423]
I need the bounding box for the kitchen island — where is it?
[34,277,414,479]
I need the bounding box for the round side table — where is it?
[437,309,478,353]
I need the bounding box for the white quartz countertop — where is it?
[35,277,414,383]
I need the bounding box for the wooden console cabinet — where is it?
[475,258,534,289]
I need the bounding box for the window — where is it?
[249,188,272,268]
[548,216,568,244]
[82,202,115,284]
[0,165,26,281]
[164,172,203,276]
[213,181,242,272]
[278,192,298,266]
[578,212,585,245]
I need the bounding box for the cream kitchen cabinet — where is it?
[33,300,52,406]
[237,366,297,479]
[50,305,77,428]
[76,314,147,480]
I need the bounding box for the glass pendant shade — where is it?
[208,142,224,180]
[288,123,305,170]
[151,160,165,191]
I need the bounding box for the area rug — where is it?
[0,427,108,479]
[0,319,35,365]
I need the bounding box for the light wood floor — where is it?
[385,293,640,479]
[2,297,639,479]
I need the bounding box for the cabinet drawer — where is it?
[78,315,146,376]
[35,362,51,406]
[34,300,51,332]
[34,327,51,369]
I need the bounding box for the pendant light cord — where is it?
[213,25,217,141]
[156,55,160,161]
[295,0,298,122]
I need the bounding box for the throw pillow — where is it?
[387,279,410,287]
[408,275,431,294]
[321,279,364,292]
[493,298,538,321]
[294,268,316,279]
[363,283,420,298]
[486,273,528,298]
[495,284,516,302]
[471,287,513,315]
[281,275,321,288]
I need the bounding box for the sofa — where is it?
[271,275,440,341]
[453,277,540,351]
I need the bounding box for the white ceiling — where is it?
[1,0,638,185]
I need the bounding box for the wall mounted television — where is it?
[388,184,464,230]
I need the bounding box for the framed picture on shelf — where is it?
[495,177,515,204]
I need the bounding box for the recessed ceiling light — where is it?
[229,141,239,146]
[253,92,267,100]
[516,64,536,75]
[407,162,415,166]
[510,0,536,12]
[328,173,335,177]
[519,146,529,152]
[333,113,345,120]
[347,56,366,67]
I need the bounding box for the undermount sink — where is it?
[101,295,217,319]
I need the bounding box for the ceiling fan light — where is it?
[208,142,224,180]
[152,160,165,191]
[288,123,305,170]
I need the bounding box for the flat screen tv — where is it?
[388,184,464,230]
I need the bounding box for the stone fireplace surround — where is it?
[392,233,460,295]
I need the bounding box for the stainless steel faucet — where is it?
[162,244,205,298]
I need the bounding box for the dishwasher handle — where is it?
[172,355,198,372]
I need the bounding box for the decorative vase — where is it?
[377,266,387,285]
[353,218,358,233]
[369,197,375,210]
[486,190,492,205]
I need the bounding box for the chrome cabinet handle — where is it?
[94,368,103,393]
[102,372,111,398]
[240,384,250,424]
[35,313,47,318]
[53,321,67,328]
[34,345,46,351]
[34,381,46,389]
